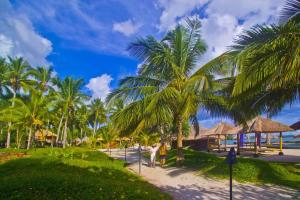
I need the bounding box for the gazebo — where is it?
[236,116,293,156]
[203,122,234,152]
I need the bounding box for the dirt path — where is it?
[103,149,300,200]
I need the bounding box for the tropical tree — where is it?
[0,89,53,149]
[31,66,54,93]
[53,77,86,148]
[201,0,300,119]
[89,99,106,138]
[108,18,215,162]
[4,57,33,148]
[76,105,90,138]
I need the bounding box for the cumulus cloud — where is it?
[157,0,207,31]
[113,19,141,36]
[0,0,52,66]
[157,0,283,67]
[86,74,113,101]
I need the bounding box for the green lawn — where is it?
[0,148,171,200]
[166,148,300,190]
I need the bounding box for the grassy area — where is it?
[166,149,300,189]
[0,148,171,200]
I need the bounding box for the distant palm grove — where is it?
[0,0,299,162]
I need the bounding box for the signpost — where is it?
[124,144,127,162]
[138,143,141,175]
[226,147,237,200]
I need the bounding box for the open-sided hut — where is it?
[238,116,293,155]
[203,122,234,152]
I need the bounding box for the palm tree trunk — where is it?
[27,127,32,150]
[93,119,97,138]
[56,114,64,144]
[176,116,184,163]
[63,116,68,148]
[6,92,16,148]
[80,128,83,138]
[16,128,19,149]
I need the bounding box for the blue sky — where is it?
[1,0,300,128]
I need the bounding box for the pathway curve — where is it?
[102,149,300,200]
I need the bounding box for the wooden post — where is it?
[236,134,240,155]
[254,133,258,157]
[207,136,209,152]
[218,134,221,153]
[225,134,227,152]
[279,132,283,155]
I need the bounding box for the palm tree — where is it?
[1,89,53,149]
[201,0,300,118]
[75,105,90,138]
[108,18,215,161]
[89,99,106,138]
[53,77,86,148]
[31,66,54,93]
[4,57,33,148]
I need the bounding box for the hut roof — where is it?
[203,122,235,136]
[290,120,300,130]
[243,116,293,133]
[184,127,209,140]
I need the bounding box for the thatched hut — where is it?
[203,122,234,152]
[236,116,293,155]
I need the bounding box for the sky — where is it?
[0,0,299,128]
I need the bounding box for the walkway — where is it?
[102,149,300,200]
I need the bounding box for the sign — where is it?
[226,147,237,165]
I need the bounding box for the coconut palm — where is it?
[1,89,54,149]
[31,66,54,93]
[4,57,33,148]
[89,99,106,138]
[200,0,300,119]
[53,77,86,148]
[108,18,215,161]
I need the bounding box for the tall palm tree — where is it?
[89,99,106,138]
[108,18,215,161]
[53,77,86,148]
[4,57,33,148]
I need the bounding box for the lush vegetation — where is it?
[0,148,171,200]
[107,0,300,163]
[165,148,300,189]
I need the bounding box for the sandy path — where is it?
[103,149,300,200]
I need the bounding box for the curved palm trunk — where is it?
[56,114,64,144]
[63,116,68,148]
[176,116,184,163]
[27,127,32,150]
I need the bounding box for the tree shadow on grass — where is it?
[159,183,299,200]
[0,157,171,200]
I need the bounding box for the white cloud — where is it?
[158,0,283,67]
[157,0,208,31]
[0,0,52,66]
[113,19,141,36]
[86,74,113,101]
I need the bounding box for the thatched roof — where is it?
[203,122,235,136]
[242,116,293,133]
[290,120,300,130]
[184,126,208,140]
[35,129,57,138]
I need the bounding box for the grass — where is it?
[166,148,300,190]
[0,147,171,200]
